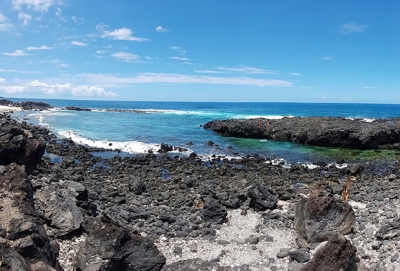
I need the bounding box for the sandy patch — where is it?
[155,209,296,270]
[0,105,22,113]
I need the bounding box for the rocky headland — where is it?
[204,117,400,149]
[1,108,400,270]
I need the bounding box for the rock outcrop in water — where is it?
[204,117,400,149]
[0,99,52,110]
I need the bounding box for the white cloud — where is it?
[218,65,278,74]
[363,86,376,89]
[101,27,148,41]
[0,79,117,97]
[71,16,84,23]
[340,22,367,33]
[3,50,29,56]
[0,69,38,74]
[18,12,32,26]
[12,0,56,12]
[0,14,13,31]
[71,40,87,46]
[290,73,302,76]
[321,57,332,60]
[27,45,52,50]
[170,46,186,55]
[112,51,140,62]
[0,85,27,93]
[71,85,117,97]
[0,78,5,83]
[156,26,168,32]
[194,69,225,74]
[170,56,189,61]
[55,7,62,16]
[78,73,292,87]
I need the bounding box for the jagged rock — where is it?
[201,198,227,224]
[158,143,173,153]
[76,224,165,271]
[248,182,277,211]
[294,194,355,245]
[0,115,46,175]
[34,181,84,237]
[0,164,61,270]
[375,217,400,240]
[300,233,357,271]
[0,242,31,271]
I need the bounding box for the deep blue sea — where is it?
[9,98,400,163]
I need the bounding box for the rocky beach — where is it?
[1,102,400,271]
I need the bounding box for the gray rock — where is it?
[245,235,259,245]
[375,217,400,240]
[34,184,84,237]
[288,248,309,263]
[188,243,198,252]
[294,194,355,244]
[276,248,290,258]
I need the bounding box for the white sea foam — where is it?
[58,130,163,154]
[302,163,320,170]
[328,162,348,169]
[362,118,375,123]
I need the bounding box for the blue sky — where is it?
[0,1,399,102]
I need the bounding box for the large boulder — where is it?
[294,194,355,246]
[34,180,85,237]
[76,224,166,271]
[301,233,357,271]
[0,115,46,175]
[248,182,277,211]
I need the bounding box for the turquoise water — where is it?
[9,98,400,163]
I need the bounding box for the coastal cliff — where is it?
[204,117,400,149]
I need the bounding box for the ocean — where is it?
[9,98,400,164]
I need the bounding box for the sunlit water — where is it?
[9,98,400,163]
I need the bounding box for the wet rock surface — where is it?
[204,117,400,149]
[2,112,400,270]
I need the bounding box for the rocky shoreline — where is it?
[1,106,400,270]
[204,117,400,149]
